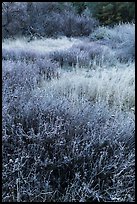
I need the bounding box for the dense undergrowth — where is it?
[2,23,135,202]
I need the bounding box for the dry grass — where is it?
[2,37,83,54]
[40,62,135,113]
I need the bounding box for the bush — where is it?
[2,48,39,62]
[2,2,28,38]
[40,11,98,38]
[49,40,117,68]
[2,57,60,133]
[90,23,135,63]
[61,11,98,37]
[72,41,116,66]
[2,2,99,39]
[2,91,135,201]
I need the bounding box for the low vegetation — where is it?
[2,2,135,202]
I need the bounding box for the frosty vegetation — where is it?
[2,4,135,202]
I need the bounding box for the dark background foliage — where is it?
[2,2,135,39]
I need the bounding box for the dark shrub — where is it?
[35,58,60,82]
[2,92,135,201]
[61,11,98,37]
[2,2,99,39]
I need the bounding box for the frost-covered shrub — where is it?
[2,2,98,39]
[2,47,47,62]
[91,23,135,44]
[2,57,60,133]
[90,23,135,62]
[61,11,98,37]
[70,41,116,67]
[2,91,135,201]
[2,48,21,61]
[43,12,64,37]
[77,42,103,64]
[49,42,108,68]
[35,58,59,81]
[38,10,98,38]
[2,2,28,38]
[2,53,59,84]
[49,49,80,67]
[2,60,38,90]
[2,60,38,130]
[49,41,118,68]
